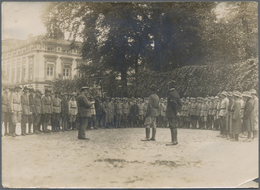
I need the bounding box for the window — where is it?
[47,66,53,76]
[29,64,33,80]
[63,68,70,79]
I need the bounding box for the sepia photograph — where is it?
[1,1,259,188]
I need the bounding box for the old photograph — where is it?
[1,1,258,188]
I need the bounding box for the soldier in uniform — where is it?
[69,92,78,130]
[250,89,258,139]
[242,91,254,140]
[10,86,22,137]
[183,98,189,128]
[213,96,220,130]
[61,93,69,131]
[142,84,159,141]
[76,87,93,139]
[52,91,61,132]
[122,98,128,128]
[115,97,122,128]
[28,88,35,134]
[94,95,103,129]
[34,90,42,134]
[226,92,233,138]
[231,91,242,141]
[21,86,32,135]
[138,98,145,128]
[41,89,53,133]
[219,91,229,137]
[200,98,209,129]
[189,97,198,129]
[2,87,12,136]
[208,97,215,130]
[165,80,181,145]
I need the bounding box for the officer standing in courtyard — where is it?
[166,80,181,146]
[77,87,93,140]
[141,84,159,141]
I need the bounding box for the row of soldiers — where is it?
[2,85,258,141]
[178,89,258,141]
[1,86,79,137]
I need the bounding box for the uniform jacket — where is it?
[52,97,61,113]
[166,88,181,117]
[21,93,31,115]
[10,92,21,112]
[2,92,10,113]
[41,95,53,114]
[29,93,36,114]
[196,103,201,116]
[232,99,242,134]
[208,101,215,115]
[146,93,159,117]
[139,103,145,116]
[189,102,198,116]
[130,104,139,119]
[90,102,96,115]
[61,99,69,115]
[94,99,103,115]
[115,102,122,115]
[219,97,229,117]
[122,102,129,114]
[69,100,78,116]
[76,94,92,117]
[34,95,42,114]
[200,103,209,116]
[252,95,259,130]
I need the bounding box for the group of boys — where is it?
[1,86,79,137]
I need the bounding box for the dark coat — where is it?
[77,94,92,118]
[94,98,104,115]
[130,104,139,120]
[166,88,181,118]
[243,98,254,131]
[146,93,159,117]
[232,99,242,135]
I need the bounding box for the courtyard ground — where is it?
[2,127,258,188]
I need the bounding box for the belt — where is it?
[53,105,60,107]
[71,107,76,109]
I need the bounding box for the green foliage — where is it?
[53,59,258,98]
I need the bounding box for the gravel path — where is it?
[2,128,258,188]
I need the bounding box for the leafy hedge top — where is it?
[53,58,258,98]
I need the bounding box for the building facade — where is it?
[2,35,86,92]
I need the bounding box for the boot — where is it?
[150,128,156,141]
[166,128,178,146]
[21,124,26,136]
[141,128,150,141]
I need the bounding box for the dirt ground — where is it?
[2,126,258,188]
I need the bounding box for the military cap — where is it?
[14,85,22,89]
[150,84,157,91]
[168,80,176,88]
[210,96,215,100]
[71,92,77,96]
[215,96,219,99]
[221,91,227,96]
[80,86,89,91]
[242,91,252,98]
[23,86,30,91]
[250,89,257,95]
[227,91,233,97]
[233,91,241,98]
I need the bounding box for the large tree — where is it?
[42,2,217,95]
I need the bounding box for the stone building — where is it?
[2,34,86,92]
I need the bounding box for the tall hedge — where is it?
[128,58,258,98]
[53,58,258,98]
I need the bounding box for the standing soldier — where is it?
[213,96,220,130]
[179,98,185,128]
[2,87,12,136]
[189,97,198,129]
[250,89,258,139]
[122,98,128,128]
[208,97,215,130]
[10,86,22,137]
[200,98,209,129]
[21,86,31,136]
[41,89,53,133]
[76,87,93,139]
[226,92,233,138]
[28,88,36,134]
[34,90,42,134]
[165,80,181,145]
[69,92,78,130]
[61,93,69,131]
[231,91,242,141]
[196,97,202,129]
[183,98,189,128]
[94,96,103,129]
[142,84,159,141]
[115,97,122,128]
[242,91,254,140]
[219,91,229,137]
[52,91,62,132]
[138,98,145,128]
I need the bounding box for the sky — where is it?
[1,2,228,41]
[2,2,48,40]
